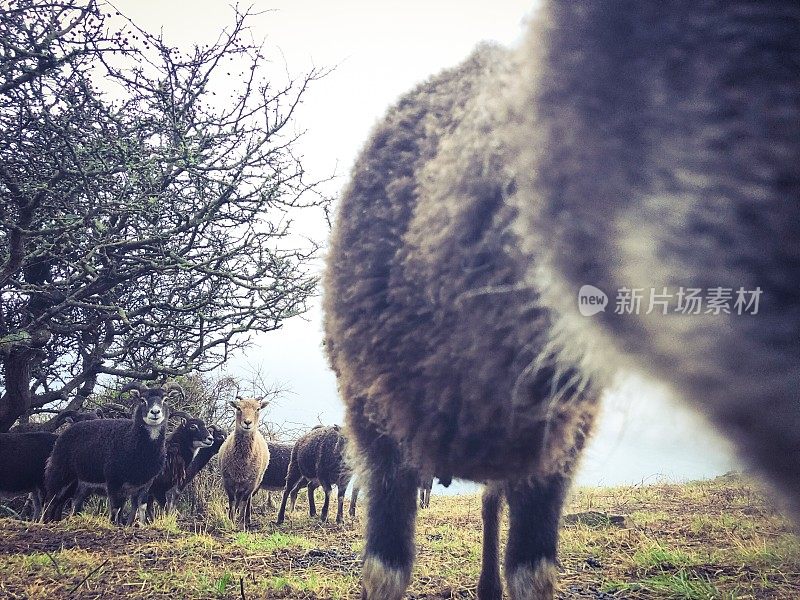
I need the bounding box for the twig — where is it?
[67,558,109,597]
[44,551,62,575]
[239,576,246,599]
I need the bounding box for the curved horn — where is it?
[162,382,185,399]
[119,381,148,400]
[168,409,193,422]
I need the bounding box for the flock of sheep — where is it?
[0,382,400,529]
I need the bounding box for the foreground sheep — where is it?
[218,397,269,530]
[323,3,800,599]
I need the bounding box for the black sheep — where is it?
[257,440,319,514]
[44,384,175,525]
[275,425,354,525]
[180,424,227,490]
[143,414,213,521]
[0,431,57,520]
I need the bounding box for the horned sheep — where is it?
[43,383,177,525]
[323,2,800,599]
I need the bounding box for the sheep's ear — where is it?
[259,398,269,410]
[65,416,75,424]
[229,399,240,410]
[128,389,141,399]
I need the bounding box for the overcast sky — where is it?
[111,0,740,489]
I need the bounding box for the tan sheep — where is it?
[217,397,269,530]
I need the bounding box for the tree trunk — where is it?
[0,346,34,431]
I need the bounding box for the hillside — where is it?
[0,475,798,599]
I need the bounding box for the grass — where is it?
[0,474,797,598]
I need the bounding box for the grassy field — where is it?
[0,474,798,599]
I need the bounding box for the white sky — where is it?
[110,0,740,489]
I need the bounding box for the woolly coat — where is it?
[323,44,597,486]
[218,426,269,498]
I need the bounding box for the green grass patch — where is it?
[233,530,312,552]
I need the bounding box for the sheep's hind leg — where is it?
[71,484,92,515]
[358,434,417,600]
[349,485,359,517]
[307,481,318,517]
[319,484,332,522]
[276,463,304,524]
[477,483,504,600]
[336,474,351,524]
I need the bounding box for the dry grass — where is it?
[0,474,797,599]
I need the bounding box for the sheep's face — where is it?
[208,424,227,446]
[184,418,214,449]
[230,397,268,433]
[131,389,168,428]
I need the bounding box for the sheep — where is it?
[0,432,58,521]
[140,412,213,521]
[0,409,104,520]
[180,424,227,489]
[275,425,355,525]
[71,413,214,521]
[322,3,800,598]
[419,477,433,509]
[258,440,295,510]
[217,397,269,530]
[43,383,177,525]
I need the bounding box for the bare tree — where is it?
[0,0,329,430]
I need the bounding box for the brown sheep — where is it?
[323,2,800,599]
[217,397,269,530]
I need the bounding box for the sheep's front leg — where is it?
[503,475,568,600]
[145,497,155,523]
[225,487,236,523]
[244,493,253,530]
[71,484,91,515]
[126,490,148,526]
[477,483,504,600]
[359,437,418,600]
[107,487,127,526]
